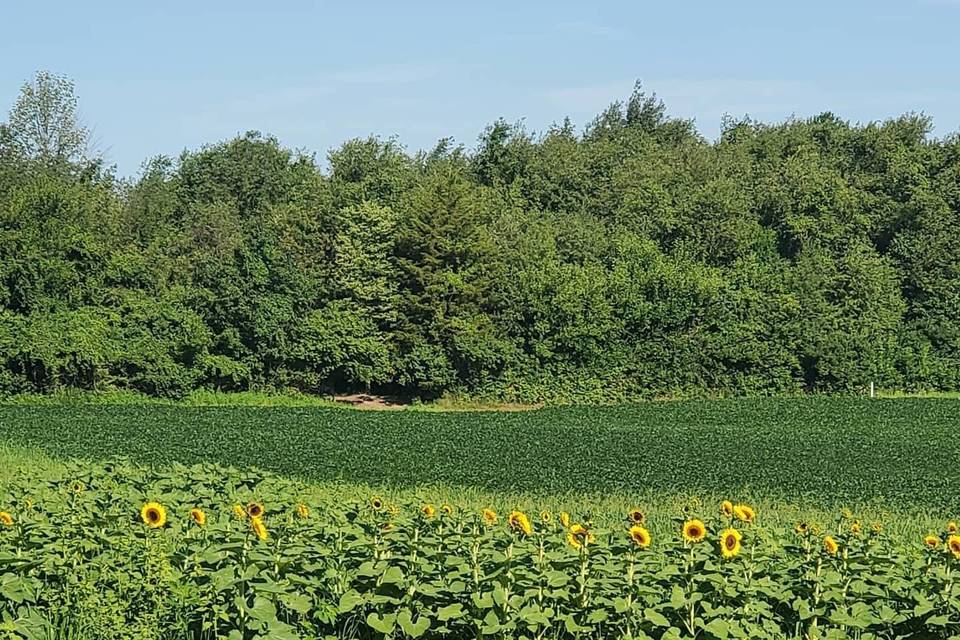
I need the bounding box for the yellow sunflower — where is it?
[540,510,552,524]
[0,511,13,527]
[232,504,246,520]
[567,524,594,550]
[721,500,734,517]
[381,522,395,532]
[71,481,85,494]
[371,496,384,511]
[795,522,809,535]
[189,508,206,527]
[732,504,756,524]
[948,521,958,534]
[441,504,453,516]
[559,511,571,528]
[140,502,167,528]
[719,527,742,559]
[297,503,310,519]
[628,525,651,549]
[251,516,268,541]
[924,534,941,549]
[508,510,533,536]
[823,535,839,556]
[628,507,645,524]
[682,519,707,543]
[421,504,436,519]
[948,534,960,559]
[246,502,264,519]
[481,508,498,525]
[849,521,862,535]
[871,522,883,534]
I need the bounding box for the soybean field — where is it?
[0,398,955,510]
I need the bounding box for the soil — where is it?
[333,393,409,410]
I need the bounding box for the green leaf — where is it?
[366,612,397,634]
[397,608,431,638]
[436,603,465,622]
[281,593,312,615]
[248,597,278,623]
[703,618,729,639]
[645,608,671,627]
[338,590,364,613]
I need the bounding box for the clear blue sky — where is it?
[2,0,958,176]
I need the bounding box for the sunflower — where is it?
[370,496,384,511]
[540,510,552,523]
[508,510,533,536]
[721,500,734,517]
[732,504,756,523]
[246,502,264,519]
[0,511,13,527]
[297,503,310,519]
[421,504,436,519]
[823,535,839,556]
[567,524,594,550]
[381,522,395,532]
[948,535,960,559]
[948,521,958,534]
[719,527,742,559]
[71,481,85,494]
[140,502,167,528]
[628,508,646,524]
[441,504,453,516]
[682,519,707,543]
[559,511,571,528]
[849,520,862,535]
[232,504,246,520]
[795,522,809,535]
[387,503,400,517]
[871,522,883,534]
[251,517,268,541]
[924,534,941,549]
[628,525,651,548]
[481,508,498,525]
[189,508,206,527]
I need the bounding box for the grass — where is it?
[0,397,958,511]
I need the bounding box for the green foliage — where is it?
[2,77,960,400]
[1,458,959,639]
[5,71,90,167]
[0,399,959,510]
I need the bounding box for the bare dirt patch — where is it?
[333,394,409,410]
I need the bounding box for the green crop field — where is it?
[3,398,960,639]
[0,398,957,509]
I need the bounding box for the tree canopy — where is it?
[1,73,959,401]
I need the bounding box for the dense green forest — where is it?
[1,72,958,401]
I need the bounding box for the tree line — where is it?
[1,72,958,401]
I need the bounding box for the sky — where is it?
[2,0,959,177]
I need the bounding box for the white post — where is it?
[869,381,875,398]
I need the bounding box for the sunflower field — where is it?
[1,460,960,640]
